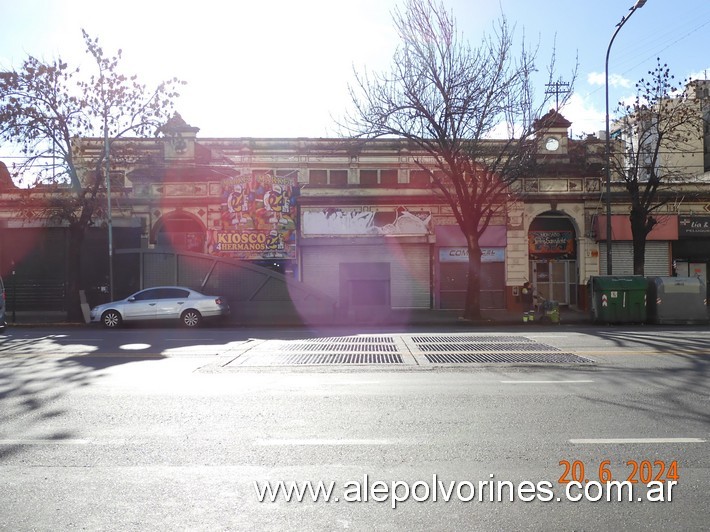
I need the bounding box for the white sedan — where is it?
[90,286,229,328]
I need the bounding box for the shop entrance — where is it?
[528,212,578,308]
[675,261,707,282]
[531,260,577,306]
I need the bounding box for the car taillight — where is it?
[215,298,223,305]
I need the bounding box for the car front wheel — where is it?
[181,309,202,328]
[101,310,122,328]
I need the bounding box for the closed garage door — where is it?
[599,241,670,276]
[301,241,430,309]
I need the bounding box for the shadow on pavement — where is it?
[578,330,710,426]
[0,332,167,461]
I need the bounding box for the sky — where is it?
[1,0,710,140]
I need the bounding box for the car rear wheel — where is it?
[181,309,202,328]
[101,310,122,328]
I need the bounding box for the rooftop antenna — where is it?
[545,80,571,111]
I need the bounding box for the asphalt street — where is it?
[0,324,708,531]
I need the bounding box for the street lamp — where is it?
[605,0,647,275]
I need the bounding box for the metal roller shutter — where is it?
[301,242,431,309]
[599,242,670,276]
[393,244,430,309]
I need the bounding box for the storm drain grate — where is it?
[306,336,397,344]
[231,334,593,366]
[415,342,562,353]
[424,352,592,364]
[276,343,398,353]
[243,353,404,365]
[410,335,533,344]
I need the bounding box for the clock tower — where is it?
[534,109,572,162]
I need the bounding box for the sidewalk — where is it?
[4,311,75,327]
[383,307,588,326]
[4,307,590,328]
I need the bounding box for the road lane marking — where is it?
[0,439,126,445]
[257,439,393,446]
[566,350,710,356]
[54,338,104,342]
[501,380,594,384]
[0,439,91,445]
[62,353,165,358]
[570,438,706,444]
[166,338,215,341]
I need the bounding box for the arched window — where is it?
[152,212,205,253]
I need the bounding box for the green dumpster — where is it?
[588,276,647,324]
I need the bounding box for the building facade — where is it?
[2,106,710,318]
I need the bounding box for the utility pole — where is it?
[104,107,114,301]
[545,80,571,111]
[605,0,648,275]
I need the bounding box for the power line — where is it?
[579,6,710,104]
[615,17,710,78]
[545,80,571,111]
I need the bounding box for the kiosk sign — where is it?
[209,173,297,259]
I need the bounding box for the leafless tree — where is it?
[0,31,183,319]
[345,0,571,320]
[611,59,706,275]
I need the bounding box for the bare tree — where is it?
[345,0,570,320]
[612,59,705,275]
[0,31,184,319]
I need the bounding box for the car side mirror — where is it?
[128,297,136,302]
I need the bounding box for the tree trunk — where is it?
[632,234,646,276]
[462,239,483,321]
[629,211,648,276]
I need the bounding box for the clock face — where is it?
[545,137,560,151]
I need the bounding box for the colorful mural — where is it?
[209,173,297,259]
[302,207,432,236]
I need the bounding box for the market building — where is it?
[2,101,710,320]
